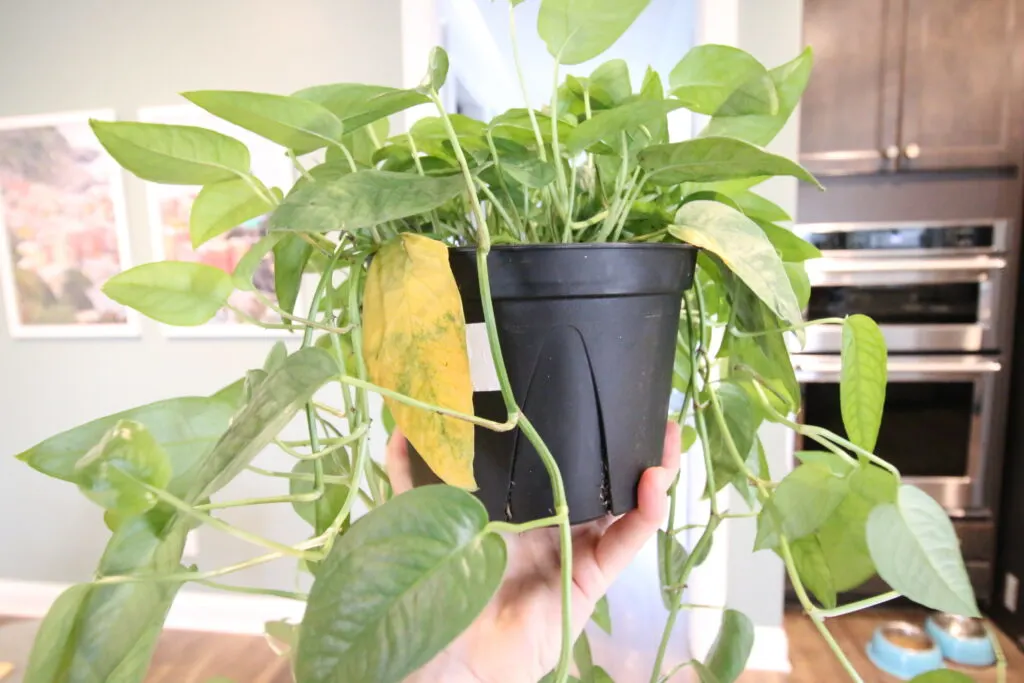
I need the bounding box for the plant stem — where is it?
[288,150,314,181]
[779,537,864,682]
[486,513,566,535]
[250,288,353,335]
[133,479,316,560]
[817,592,900,618]
[195,579,308,601]
[195,491,322,511]
[432,89,574,683]
[984,621,1008,683]
[508,4,547,161]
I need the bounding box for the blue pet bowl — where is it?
[925,613,996,668]
[866,621,945,680]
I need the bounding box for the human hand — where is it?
[392,422,681,683]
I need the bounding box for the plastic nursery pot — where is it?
[408,243,698,524]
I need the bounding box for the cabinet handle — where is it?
[884,145,900,160]
[905,142,921,159]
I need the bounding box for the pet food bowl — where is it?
[925,613,996,667]
[866,621,944,680]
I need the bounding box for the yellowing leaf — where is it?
[362,234,475,489]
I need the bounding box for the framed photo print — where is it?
[139,105,297,338]
[0,110,137,338]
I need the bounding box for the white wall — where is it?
[0,0,403,590]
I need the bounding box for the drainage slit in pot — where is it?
[502,422,523,523]
[578,329,613,516]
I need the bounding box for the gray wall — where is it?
[724,0,805,628]
[0,0,403,589]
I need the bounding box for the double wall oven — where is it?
[790,219,1016,598]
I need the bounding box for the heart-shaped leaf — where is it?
[755,463,849,551]
[426,46,449,92]
[74,419,172,516]
[183,90,343,154]
[841,314,888,453]
[90,120,250,184]
[190,177,278,248]
[103,261,234,326]
[362,234,475,488]
[565,100,685,154]
[670,45,778,117]
[731,190,792,223]
[591,595,612,635]
[272,232,313,319]
[270,170,467,234]
[700,48,814,147]
[867,485,980,617]
[294,83,429,132]
[233,232,286,291]
[295,486,507,683]
[671,201,803,327]
[658,529,688,609]
[704,609,754,683]
[640,136,821,188]
[538,0,652,65]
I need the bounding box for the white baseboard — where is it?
[0,579,303,635]
[748,625,791,672]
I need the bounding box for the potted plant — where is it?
[15,1,988,682]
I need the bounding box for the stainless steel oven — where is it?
[796,219,1011,353]
[793,354,1003,516]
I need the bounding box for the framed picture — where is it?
[139,105,298,338]
[0,110,137,338]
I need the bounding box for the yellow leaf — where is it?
[362,233,476,489]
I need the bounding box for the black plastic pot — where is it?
[408,243,698,524]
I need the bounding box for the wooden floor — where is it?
[2,609,1021,682]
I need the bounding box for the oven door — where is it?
[792,354,1002,516]
[802,256,1007,353]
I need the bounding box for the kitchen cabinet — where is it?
[801,0,1024,175]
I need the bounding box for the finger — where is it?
[385,429,414,495]
[593,422,681,582]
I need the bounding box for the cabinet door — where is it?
[800,0,904,175]
[900,0,1023,170]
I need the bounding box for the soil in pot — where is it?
[409,243,698,524]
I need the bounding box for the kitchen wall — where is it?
[0,0,403,589]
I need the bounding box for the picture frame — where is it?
[0,110,138,339]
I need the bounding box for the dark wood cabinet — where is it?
[801,0,1024,175]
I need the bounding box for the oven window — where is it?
[807,283,980,324]
[803,382,973,477]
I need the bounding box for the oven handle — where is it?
[806,257,1006,286]
[793,355,1002,381]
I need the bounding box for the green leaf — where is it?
[273,233,313,319]
[867,485,980,617]
[588,59,633,107]
[426,46,449,92]
[565,100,684,154]
[670,45,778,117]
[639,136,821,188]
[290,458,350,535]
[704,609,754,683]
[574,631,595,682]
[16,393,240,499]
[294,83,429,132]
[537,0,651,65]
[657,529,688,609]
[233,231,285,291]
[672,201,803,327]
[759,221,821,262]
[182,90,344,154]
[23,518,189,683]
[74,419,172,516]
[185,348,338,503]
[908,671,977,683]
[755,463,849,551]
[591,595,612,634]
[692,661,724,683]
[295,486,507,683]
[90,120,250,185]
[103,261,234,326]
[790,535,838,608]
[793,450,854,475]
[270,170,467,233]
[263,341,289,373]
[381,404,396,436]
[503,157,556,188]
[841,314,887,453]
[682,425,698,452]
[265,619,299,657]
[701,47,813,147]
[190,177,276,248]
[731,191,791,223]
[785,262,811,311]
